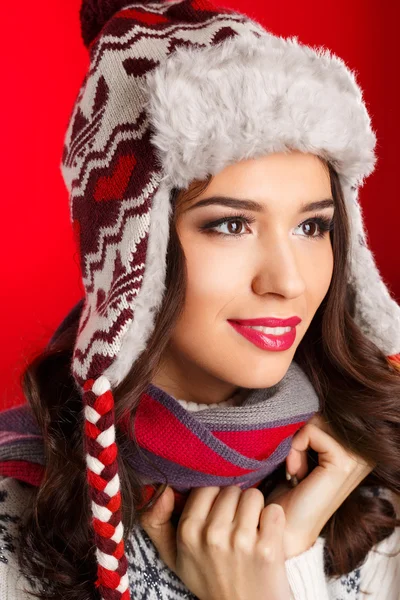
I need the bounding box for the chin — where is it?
[226,355,294,390]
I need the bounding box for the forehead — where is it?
[211,151,329,188]
[181,152,332,213]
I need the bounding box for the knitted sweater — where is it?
[1,474,399,599]
[1,422,400,600]
[1,475,399,599]
[1,395,400,599]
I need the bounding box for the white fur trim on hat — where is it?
[103,31,399,386]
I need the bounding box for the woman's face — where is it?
[153,151,334,404]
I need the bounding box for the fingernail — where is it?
[289,475,299,488]
[286,468,291,481]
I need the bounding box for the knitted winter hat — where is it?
[60,1,400,598]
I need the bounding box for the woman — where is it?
[0,0,399,599]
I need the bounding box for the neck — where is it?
[152,354,242,405]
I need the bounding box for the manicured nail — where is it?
[286,468,291,481]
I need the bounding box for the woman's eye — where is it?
[216,218,248,236]
[302,222,318,236]
[198,214,254,237]
[198,214,334,240]
[294,216,334,240]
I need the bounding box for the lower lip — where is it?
[227,321,297,351]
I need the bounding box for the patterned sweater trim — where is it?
[0,476,399,600]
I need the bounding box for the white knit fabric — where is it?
[175,386,249,412]
[176,395,237,412]
[1,476,399,599]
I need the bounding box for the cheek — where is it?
[183,244,240,316]
[304,245,334,308]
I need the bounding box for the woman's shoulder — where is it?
[0,476,42,600]
[285,486,400,600]
[357,487,400,599]
[285,529,400,600]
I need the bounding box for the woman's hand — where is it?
[265,413,376,560]
[139,485,291,600]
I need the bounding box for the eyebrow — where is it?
[183,196,335,214]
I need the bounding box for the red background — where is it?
[1,1,398,409]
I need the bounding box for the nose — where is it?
[251,231,306,299]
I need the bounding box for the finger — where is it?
[285,414,329,480]
[290,423,346,468]
[180,486,222,523]
[139,486,177,572]
[233,487,265,531]
[257,504,291,598]
[258,503,286,550]
[207,485,242,524]
[306,416,375,471]
[307,413,332,434]
[291,423,372,475]
[286,447,309,480]
[296,447,309,480]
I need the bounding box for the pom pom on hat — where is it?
[80,0,159,48]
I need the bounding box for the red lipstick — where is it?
[227,316,301,352]
[228,316,301,327]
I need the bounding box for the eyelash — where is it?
[198,212,334,240]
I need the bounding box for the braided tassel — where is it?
[83,376,131,600]
[387,353,400,372]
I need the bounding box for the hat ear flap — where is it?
[345,185,400,358]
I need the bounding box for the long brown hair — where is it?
[17,161,400,599]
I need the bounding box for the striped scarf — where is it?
[0,359,319,514]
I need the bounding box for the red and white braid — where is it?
[83,375,131,600]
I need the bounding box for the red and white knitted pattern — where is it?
[83,375,130,600]
[61,0,400,397]
[62,0,266,391]
[59,1,400,598]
